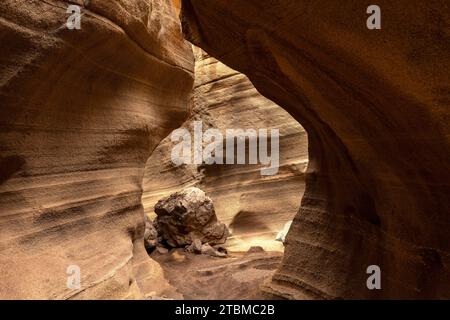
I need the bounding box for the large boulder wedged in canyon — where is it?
[154,187,229,247]
[142,48,308,251]
[0,0,193,299]
[181,0,450,299]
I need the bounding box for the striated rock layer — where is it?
[181,0,450,299]
[142,48,308,252]
[0,0,193,299]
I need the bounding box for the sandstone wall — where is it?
[142,47,308,251]
[0,0,193,299]
[181,0,450,299]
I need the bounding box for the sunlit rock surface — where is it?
[142,48,308,252]
[181,0,450,299]
[0,0,193,299]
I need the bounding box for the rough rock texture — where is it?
[0,0,193,299]
[181,0,450,299]
[142,47,308,251]
[200,243,227,258]
[144,216,158,252]
[154,187,229,247]
[186,238,203,254]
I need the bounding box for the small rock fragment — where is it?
[170,250,187,263]
[156,246,169,254]
[213,244,228,255]
[247,246,265,254]
[201,243,227,258]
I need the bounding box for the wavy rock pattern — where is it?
[142,48,308,251]
[181,0,450,299]
[0,0,193,299]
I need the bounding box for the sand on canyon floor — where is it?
[149,248,284,300]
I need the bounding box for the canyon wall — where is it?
[0,0,193,299]
[181,0,450,299]
[142,47,308,251]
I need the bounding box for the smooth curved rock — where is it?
[181,0,450,299]
[0,0,193,299]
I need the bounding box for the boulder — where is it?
[201,243,227,258]
[154,187,229,247]
[142,47,307,253]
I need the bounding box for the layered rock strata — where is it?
[181,0,450,299]
[142,48,308,251]
[0,0,193,299]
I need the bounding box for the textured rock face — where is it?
[144,215,158,252]
[142,48,308,251]
[181,0,450,299]
[154,187,229,247]
[0,0,193,299]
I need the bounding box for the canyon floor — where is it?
[149,248,283,300]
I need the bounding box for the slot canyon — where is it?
[0,0,449,300]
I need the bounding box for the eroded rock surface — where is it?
[142,48,308,251]
[151,248,283,299]
[181,0,450,299]
[154,187,229,247]
[144,216,158,252]
[0,0,193,299]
